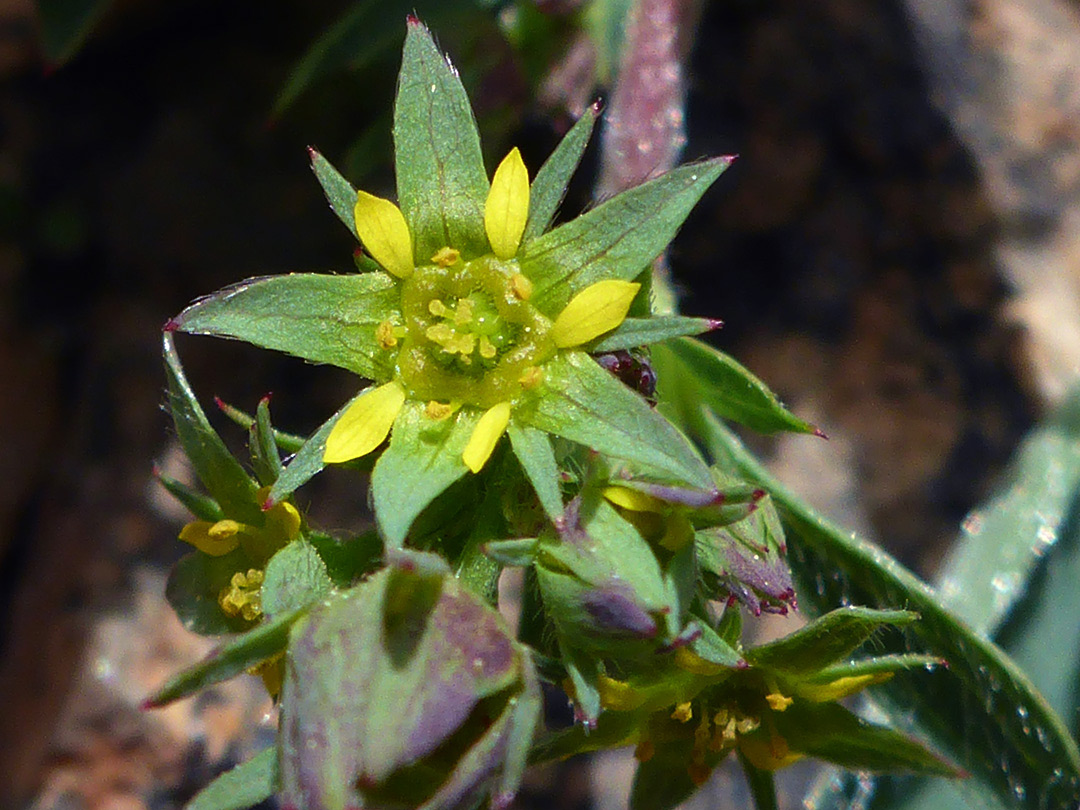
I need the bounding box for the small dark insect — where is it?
[593,348,658,404]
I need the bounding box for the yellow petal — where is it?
[602,485,665,513]
[462,401,511,473]
[484,148,530,259]
[551,280,640,348]
[324,382,406,463]
[354,190,414,278]
[179,520,241,556]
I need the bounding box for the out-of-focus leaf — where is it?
[738,751,779,810]
[172,273,398,379]
[652,337,816,436]
[38,0,112,66]
[307,530,382,588]
[163,333,260,524]
[515,350,712,489]
[262,540,334,618]
[146,608,302,707]
[582,0,637,83]
[184,747,277,810]
[703,415,1080,809]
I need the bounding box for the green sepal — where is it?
[483,537,540,567]
[507,423,563,520]
[250,396,283,486]
[267,388,371,506]
[166,550,253,635]
[370,402,480,548]
[309,146,358,238]
[145,608,304,707]
[171,273,399,379]
[307,529,383,588]
[163,333,260,524]
[519,158,733,314]
[154,469,224,523]
[736,750,779,810]
[394,19,489,260]
[528,710,640,765]
[689,620,745,669]
[767,701,961,777]
[524,103,598,243]
[262,539,334,618]
[746,607,918,675]
[215,398,305,454]
[515,351,712,489]
[714,600,742,649]
[589,316,718,354]
[653,337,816,435]
[563,647,603,725]
[184,747,278,810]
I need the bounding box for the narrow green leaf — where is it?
[524,104,598,242]
[395,19,490,260]
[704,415,1080,808]
[483,538,539,567]
[163,333,260,523]
[266,388,371,505]
[589,316,717,353]
[185,747,277,810]
[370,402,479,548]
[215,399,305,454]
[773,702,960,776]
[507,423,563,520]
[154,469,224,523]
[515,351,712,489]
[800,654,945,686]
[309,147,359,239]
[166,550,252,635]
[172,273,399,379]
[519,159,732,314]
[38,0,112,65]
[262,540,334,618]
[652,337,816,435]
[737,750,779,810]
[146,608,302,707]
[747,607,918,674]
[250,397,282,486]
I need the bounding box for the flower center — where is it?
[396,254,553,408]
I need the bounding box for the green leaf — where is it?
[652,337,817,435]
[154,469,224,523]
[163,334,260,524]
[582,0,637,83]
[519,159,732,314]
[629,739,699,810]
[370,402,479,548]
[166,550,252,635]
[524,104,598,243]
[262,540,334,617]
[309,147,359,239]
[215,399,305,454]
[184,747,277,810]
[145,608,302,707]
[507,423,563,520]
[395,19,490,260]
[307,529,382,588]
[172,273,399,379]
[515,351,712,489]
[746,607,918,674]
[737,751,779,810]
[705,415,1080,809]
[483,538,540,567]
[772,701,959,776]
[38,0,112,66]
[589,316,718,353]
[266,388,371,506]
[249,397,282,486]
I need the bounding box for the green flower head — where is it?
[167,19,731,546]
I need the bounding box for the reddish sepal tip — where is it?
[138,697,159,712]
[735,659,749,670]
[306,145,318,158]
[162,318,180,332]
[491,791,516,810]
[261,497,276,512]
[751,488,766,501]
[151,464,162,477]
[706,318,724,331]
[213,396,228,412]
[406,12,422,25]
[812,427,829,440]
[260,392,273,405]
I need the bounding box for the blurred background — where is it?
[1,0,1078,807]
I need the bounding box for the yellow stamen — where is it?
[324,382,406,464]
[219,568,264,621]
[462,401,511,473]
[485,147,530,259]
[430,246,460,267]
[550,280,640,348]
[429,299,449,317]
[765,692,794,712]
[478,335,497,359]
[509,272,533,301]
[353,190,414,279]
[671,702,693,723]
[376,320,398,349]
[453,297,474,326]
[518,367,543,389]
[425,401,455,420]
